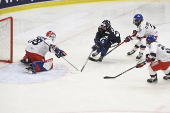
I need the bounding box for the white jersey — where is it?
[132,21,158,40]
[148,42,170,62]
[25,37,55,56]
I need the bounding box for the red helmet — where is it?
[46,31,56,40]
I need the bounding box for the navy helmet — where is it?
[134,14,143,21]
[101,20,111,28]
[98,20,111,32]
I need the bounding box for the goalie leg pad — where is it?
[32,58,53,73]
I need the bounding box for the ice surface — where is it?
[0,1,170,113]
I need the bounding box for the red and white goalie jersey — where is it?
[25,36,56,57]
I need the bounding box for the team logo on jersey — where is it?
[105,31,110,34]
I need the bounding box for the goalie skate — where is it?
[24,66,35,74]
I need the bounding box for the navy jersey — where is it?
[94,26,121,46]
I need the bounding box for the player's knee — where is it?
[135,45,139,49]
[140,45,146,49]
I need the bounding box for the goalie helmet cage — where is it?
[0,16,13,63]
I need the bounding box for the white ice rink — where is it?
[0,0,170,113]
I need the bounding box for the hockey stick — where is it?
[80,50,93,72]
[105,41,125,56]
[62,57,79,71]
[43,40,79,71]
[104,60,146,79]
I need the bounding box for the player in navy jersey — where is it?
[90,20,121,62]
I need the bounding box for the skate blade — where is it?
[136,58,142,61]
[23,69,33,74]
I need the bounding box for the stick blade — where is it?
[80,67,84,72]
[103,76,116,79]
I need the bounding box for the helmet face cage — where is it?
[46,31,56,40]
[100,20,111,30]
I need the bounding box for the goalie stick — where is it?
[89,41,125,62]
[43,40,79,71]
[104,60,146,79]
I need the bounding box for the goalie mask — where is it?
[46,31,56,41]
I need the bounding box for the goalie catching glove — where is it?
[55,48,67,58]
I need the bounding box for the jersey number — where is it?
[31,37,45,45]
[158,44,170,53]
[145,22,156,29]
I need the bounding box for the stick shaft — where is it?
[103,61,146,79]
[62,57,79,71]
[44,41,79,71]
[81,50,93,72]
[105,41,125,57]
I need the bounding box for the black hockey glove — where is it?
[92,45,99,51]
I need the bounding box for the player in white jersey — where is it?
[136,35,170,83]
[21,31,67,74]
[124,14,158,60]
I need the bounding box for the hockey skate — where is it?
[147,77,158,83]
[20,58,31,63]
[163,75,170,80]
[92,51,99,57]
[89,55,104,62]
[136,52,143,60]
[127,50,136,55]
[98,56,104,62]
[24,66,35,74]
